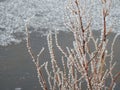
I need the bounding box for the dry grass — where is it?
[25,0,120,90]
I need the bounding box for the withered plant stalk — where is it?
[26,0,120,90]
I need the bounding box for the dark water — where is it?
[0,42,41,90]
[0,0,5,2]
[0,31,120,90]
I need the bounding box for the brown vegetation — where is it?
[26,0,120,90]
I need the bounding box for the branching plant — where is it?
[26,0,120,90]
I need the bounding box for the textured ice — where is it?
[0,0,120,46]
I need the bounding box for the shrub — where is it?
[26,0,120,90]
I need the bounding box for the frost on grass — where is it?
[0,0,65,46]
[0,0,120,46]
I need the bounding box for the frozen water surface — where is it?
[0,0,120,46]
